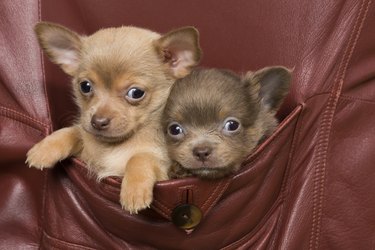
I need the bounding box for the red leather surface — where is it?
[1,0,374,249]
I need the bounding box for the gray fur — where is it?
[163,67,291,179]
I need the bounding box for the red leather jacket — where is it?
[1,0,374,249]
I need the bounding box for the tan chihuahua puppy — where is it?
[26,22,201,213]
[163,67,291,179]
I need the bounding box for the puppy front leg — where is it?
[26,126,82,170]
[120,153,168,214]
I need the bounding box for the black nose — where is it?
[193,146,212,161]
[91,115,110,130]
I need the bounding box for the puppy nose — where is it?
[91,115,110,130]
[193,146,212,161]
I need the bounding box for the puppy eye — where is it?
[126,87,145,101]
[223,118,241,133]
[167,122,185,139]
[80,80,93,95]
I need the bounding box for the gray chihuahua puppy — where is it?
[163,67,291,179]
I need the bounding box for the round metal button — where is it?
[171,204,202,229]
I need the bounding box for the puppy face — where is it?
[35,23,201,143]
[163,67,291,179]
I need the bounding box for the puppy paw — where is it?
[26,127,81,170]
[120,181,154,214]
[26,141,61,170]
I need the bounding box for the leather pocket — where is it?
[216,105,303,248]
[62,105,303,249]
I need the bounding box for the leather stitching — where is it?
[241,105,303,167]
[38,0,52,131]
[0,106,49,133]
[214,105,303,250]
[269,103,306,249]
[309,0,372,249]
[225,105,302,249]
[37,1,48,249]
[151,199,171,219]
[201,179,231,215]
[340,94,375,104]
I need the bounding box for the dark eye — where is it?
[80,80,93,95]
[126,87,145,101]
[167,122,185,139]
[223,118,241,133]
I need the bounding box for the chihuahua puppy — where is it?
[163,67,291,179]
[26,22,201,213]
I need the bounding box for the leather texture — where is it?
[1,0,375,249]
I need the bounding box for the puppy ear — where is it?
[155,27,201,78]
[245,66,291,112]
[34,22,82,76]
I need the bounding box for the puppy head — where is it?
[34,22,201,143]
[163,67,291,178]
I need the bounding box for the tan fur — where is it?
[26,22,201,213]
[26,127,82,169]
[121,153,168,212]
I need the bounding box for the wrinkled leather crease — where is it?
[1,0,374,249]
